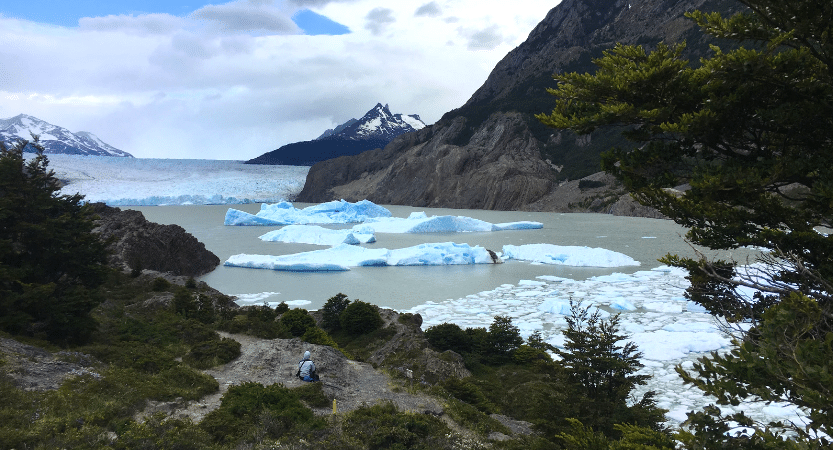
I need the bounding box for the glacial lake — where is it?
[131,204,755,311]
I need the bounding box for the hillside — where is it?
[297,0,742,213]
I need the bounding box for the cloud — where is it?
[414,2,442,18]
[78,13,185,35]
[364,7,395,35]
[460,24,504,50]
[190,0,299,34]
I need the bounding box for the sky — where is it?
[0,0,559,160]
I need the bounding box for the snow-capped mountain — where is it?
[247,103,425,166]
[316,103,425,142]
[0,114,133,157]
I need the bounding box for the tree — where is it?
[538,1,832,445]
[0,139,109,344]
[556,301,664,436]
[320,292,350,330]
[484,315,523,363]
[339,300,383,336]
[280,308,316,337]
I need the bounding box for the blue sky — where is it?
[1,1,350,35]
[0,1,556,159]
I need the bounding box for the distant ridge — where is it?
[0,114,133,157]
[246,103,425,166]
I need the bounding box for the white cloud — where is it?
[190,0,300,34]
[78,13,185,35]
[460,24,504,50]
[0,1,560,159]
[364,7,395,36]
[414,2,442,18]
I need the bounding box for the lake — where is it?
[131,203,750,311]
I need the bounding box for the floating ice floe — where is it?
[502,243,640,268]
[259,225,376,246]
[361,212,543,233]
[224,199,392,226]
[224,242,498,272]
[406,264,807,430]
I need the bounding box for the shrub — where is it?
[441,377,497,414]
[152,277,170,291]
[173,288,198,319]
[321,293,350,330]
[183,337,241,369]
[339,300,383,336]
[281,308,316,337]
[200,382,321,444]
[274,301,289,314]
[425,322,472,354]
[340,402,450,450]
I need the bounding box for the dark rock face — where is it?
[297,0,741,215]
[299,112,554,210]
[90,203,220,277]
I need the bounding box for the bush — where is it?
[274,301,289,314]
[321,293,350,330]
[441,377,497,414]
[152,277,170,291]
[200,382,322,444]
[339,300,383,336]
[183,337,241,369]
[281,308,316,337]
[340,402,450,450]
[425,322,472,354]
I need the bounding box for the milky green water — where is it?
[131,204,754,311]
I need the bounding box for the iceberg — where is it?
[224,242,497,272]
[360,213,543,234]
[224,199,392,226]
[259,225,376,246]
[502,243,640,268]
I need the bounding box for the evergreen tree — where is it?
[484,315,523,363]
[556,301,664,436]
[0,139,109,344]
[538,0,832,445]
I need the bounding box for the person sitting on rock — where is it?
[296,350,318,382]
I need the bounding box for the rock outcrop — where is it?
[91,203,220,277]
[297,0,741,215]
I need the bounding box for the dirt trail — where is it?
[171,332,444,422]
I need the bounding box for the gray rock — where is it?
[90,203,220,277]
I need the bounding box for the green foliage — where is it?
[300,325,344,355]
[556,301,665,436]
[0,139,109,345]
[339,401,451,450]
[321,292,351,330]
[339,300,383,336]
[280,308,316,337]
[425,322,472,354]
[558,418,676,450]
[440,377,497,414]
[182,336,241,369]
[200,382,323,444]
[484,315,523,364]
[152,277,171,291]
[114,413,219,450]
[538,0,833,446]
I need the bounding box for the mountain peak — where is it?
[315,103,425,142]
[0,114,133,157]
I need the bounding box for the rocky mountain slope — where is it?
[0,114,133,157]
[246,103,425,166]
[297,0,741,214]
